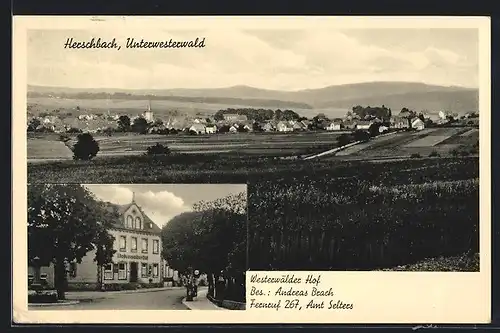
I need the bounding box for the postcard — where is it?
[13,15,491,324]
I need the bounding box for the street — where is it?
[32,288,189,310]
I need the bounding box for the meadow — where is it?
[328,127,477,159]
[27,131,348,160]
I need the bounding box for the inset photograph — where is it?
[27,183,247,310]
[247,160,479,272]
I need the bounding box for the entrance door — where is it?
[130,262,138,282]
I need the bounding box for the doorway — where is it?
[130,262,138,282]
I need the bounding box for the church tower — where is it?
[143,101,154,123]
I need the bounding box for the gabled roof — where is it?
[189,123,206,131]
[102,201,162,235]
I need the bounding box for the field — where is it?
[327,127,477,160]
[27,131,348,160]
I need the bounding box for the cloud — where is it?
[85,185,192,227]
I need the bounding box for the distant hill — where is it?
[28,81,479,114]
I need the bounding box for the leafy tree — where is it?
[162,193,247,298]
[117,115,131,132]
[353,129,370,142]
[28,184,116,299]
[368,123,382,138]
[252,122,263,132]
[132,117,149,134]
[72,133,99,160]
[145,143,171,156]
[337,133,353,147]
[27,118,41,132]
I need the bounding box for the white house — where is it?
[229,125,238,133]
[277,121,293,132]
[355,121,373,130]
[189,123,206,134]
[411,118,425,131]
[326,121,342,131]
[205,124,217,134]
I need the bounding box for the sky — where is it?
[27,28,479,91]
[84,184,247,228]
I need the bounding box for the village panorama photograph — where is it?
[27,183,247,310]
[25,26,481,274]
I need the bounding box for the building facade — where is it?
[28,194,174,290]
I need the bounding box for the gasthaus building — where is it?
[28,195,175,289]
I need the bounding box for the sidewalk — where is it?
[182,288,227,311]
[66,286,182,301]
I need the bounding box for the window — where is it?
[131,237,137,252]
[119,236,126,251]
[153,264,159,277]
[141,263,148,277]
[126,215,133,228]
[118,263,127,280]
[104,263,113,280]
[135,217,141,229]
[69,262,77,278]
[142,238,148,253]
[153,239,159,254]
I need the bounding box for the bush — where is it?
[429,151,440,157]
[28,290,58,303]
[146,143,171,156]
[72,133,100,160]
[410,153,421,158]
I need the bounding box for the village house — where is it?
[229,125,238,133]
[292,121,307,131]
[277,121,294,132]
[243,124,253,132]
[342,120,357,130]
[326,121,342,131]
[262,122,276,132]
[28,194,174,290]
[189,123,207,134]
[355,120,373,130]
[390,116,410,129]
[411,118,425,131]
[205,124,217,134]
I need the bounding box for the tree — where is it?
[337,133,352,147]
[28,184,116,299]
[72,133,100,160]
[368,123,382,138]
[132,117,149,134]
[162,193,247,298]
[117,115,131,132]
[145,143,171,156]
[252,122,263,132]
[353,130,370,142]
[27,118,41,132]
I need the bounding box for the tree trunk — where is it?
[54,259,67,300]
[207,272,215,297]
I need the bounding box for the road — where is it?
[35,288,189,310]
